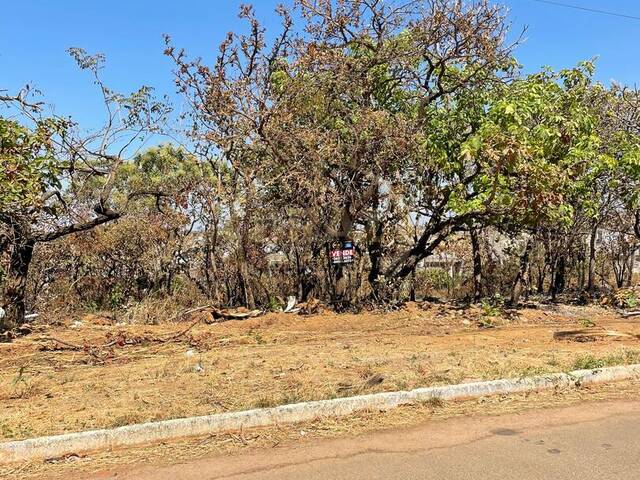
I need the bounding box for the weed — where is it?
[356,364,376,380]
[578,318,595,328]
[108,285,125,309]
[60,372,77,385]
[620,291,639,309]
[481,301,501,318]
[83,301,99,313]
[572,350,640,371]
[266,296,283,312]
[478,296,504,327]
[572,355,606,370]
[411,362,430,379]
[394,380,409,391]
[12,366,26,387]
[110,413,142,428]
[280,391,302,405]
[0,422,33,439]
[8,367,41,399]
[477,317,496,328]
[421,396,444,408]
[424,373,453,385]
[517,366,550,378]
[253,397,278,409]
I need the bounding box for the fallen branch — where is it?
[161,316,203,342]
[172,305,213,322]
[296,298,322,315]
[46,337,108,362]
[46,337,82,350]
[210,307,263,320]
[174,305,264,324]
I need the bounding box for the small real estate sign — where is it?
[330,241,355,265]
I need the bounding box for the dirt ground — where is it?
[1,302,639,444]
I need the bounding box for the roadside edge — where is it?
[2,364,639,463]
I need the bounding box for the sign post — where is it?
[330,241,355,265]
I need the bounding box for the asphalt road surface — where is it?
[88,400,640,480]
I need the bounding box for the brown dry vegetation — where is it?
[1,303,639,442]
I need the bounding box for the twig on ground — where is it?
[46,337,107,362]
[172,305,213,322]
[161,317,203,342]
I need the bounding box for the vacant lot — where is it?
[1,302,639,441]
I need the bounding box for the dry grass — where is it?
[4,379,640,480]
[0,302,639,443]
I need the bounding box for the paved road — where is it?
[89,400,640,480]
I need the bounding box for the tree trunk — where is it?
[614,262,625,288]
[536,263,546,294]
[553,255,566,296]
[366,220,384,297]
[295,248,304,300]
[548,259,556,298]
[1,237,35,332]
[409,265,417,302]
[587,221,598,293]
[364,181,385,300]
[625,251,635,287]
[329,205,355,307]
[203,223,220,302]
[384,224,451,286]
[577,253,585,291]
[237,254,255,309]
[510,236,533,306]
[470,228,482,303]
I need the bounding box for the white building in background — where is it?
[418,252,464,278]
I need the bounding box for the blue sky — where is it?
[2,1,640,129]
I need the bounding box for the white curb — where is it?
[2,364,639,464]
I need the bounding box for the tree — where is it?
[165,4,294,308]
[0,117,67,329]
[167,1,622,305]
[251,0,521,301]
[0,49,171,333]
[470,65,601,304]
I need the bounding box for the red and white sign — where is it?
[330,248,355,265]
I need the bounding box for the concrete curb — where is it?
[2,364,639,463]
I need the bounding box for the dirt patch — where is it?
[0,303,639,442]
